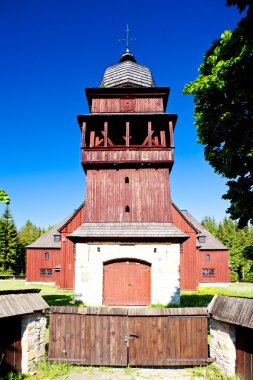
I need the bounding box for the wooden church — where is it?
[26,48,230,305]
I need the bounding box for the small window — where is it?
[202,268,215,277]
[154,248,157,253]
[205,254,210,262]
[40,268,52,277]
[125,177,129,183]
[54,235,61,242]
[45,252,50,260]
[125,205,130,213]
[198,236,206,243]
[97,247,100,252]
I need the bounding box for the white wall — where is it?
[75,243,180,306]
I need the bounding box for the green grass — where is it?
[1,280,252,309]
[0,280,76,307]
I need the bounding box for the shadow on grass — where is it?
[42,294,75,307]
[180,293,213,307]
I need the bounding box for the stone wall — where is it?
[210,319,236,376]
[75,243,180,305]
[21,313,47,373]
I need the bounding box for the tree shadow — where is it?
[179,293,213,307]
[42,294,75,307]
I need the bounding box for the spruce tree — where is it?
[0,206,20,274]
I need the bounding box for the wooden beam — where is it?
[81,122,86,148]
[104,121,108,147]
[89,131,95,147]
[160,130,166,147]
[148,121,152,147]
[126,121,130,147]
[169,121,174,148]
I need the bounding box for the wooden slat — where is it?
[49,311,209,367]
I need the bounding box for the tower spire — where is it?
[119,24,135,53]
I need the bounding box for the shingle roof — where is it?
[100,51,156,88]
[68,222,188,242]
[26,217,69,248]
[0,289,49,318]
[181,210,227,250]
[27,204,84,248]
[208,295,253,329]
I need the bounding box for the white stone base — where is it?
[198,282,230,287]
[75,243,180,306]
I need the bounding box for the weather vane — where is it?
[119,24,136,52]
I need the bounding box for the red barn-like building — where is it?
[26,49,230,301]
[27,201,230,292]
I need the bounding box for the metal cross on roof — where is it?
[119,24,135,52]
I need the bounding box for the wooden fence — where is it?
[49,306,211,366]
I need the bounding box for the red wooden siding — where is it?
[26,204,85,289]
[198,250,230,283]
[82,149,174,168]
[26,248,60,284]
[103,260,151,306]
[59,205,85,289]
[91,97,164,113]
[172,205,198,290]
[85,168,172,223]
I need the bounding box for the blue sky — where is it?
[0,0,243,229]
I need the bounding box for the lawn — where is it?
[0,280,252,307]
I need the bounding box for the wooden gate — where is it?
[49,307,210,366]
[236,325,253,380]
[103,260,151,306]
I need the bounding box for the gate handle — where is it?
[129,333,139,338]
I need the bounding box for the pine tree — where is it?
[0,206,20,274]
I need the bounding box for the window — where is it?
[198,235,206,243]
[125,177,129,184]
[45,252,50,260]
[205,254,210,262]
[154,248,157,253]
[97,247,100,252]
[54,235,61,242]
[40,268,53,277]
[202,268,215,277]
[125,205,130,213]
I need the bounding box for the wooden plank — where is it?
[169,120,174,147]
[95,315,103,365]
[160,130,166,146]
[126,121,130,147]
[89,131,95,147]
[148,121,152,147]
[102,316,110,365]
[81,122,86,148]
[103,122,108,147]
[80,314,86,362]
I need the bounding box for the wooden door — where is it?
[236,326,253,380]
[103,260,151,306]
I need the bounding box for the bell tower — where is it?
[69,49,188,306]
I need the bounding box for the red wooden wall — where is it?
[171,205,198,290]
[85,168,172,223]
[26,204,85,289]
[198,250,230,283]
[26,248,60,284]
[91,97,164,113]
[59,204,85,289]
